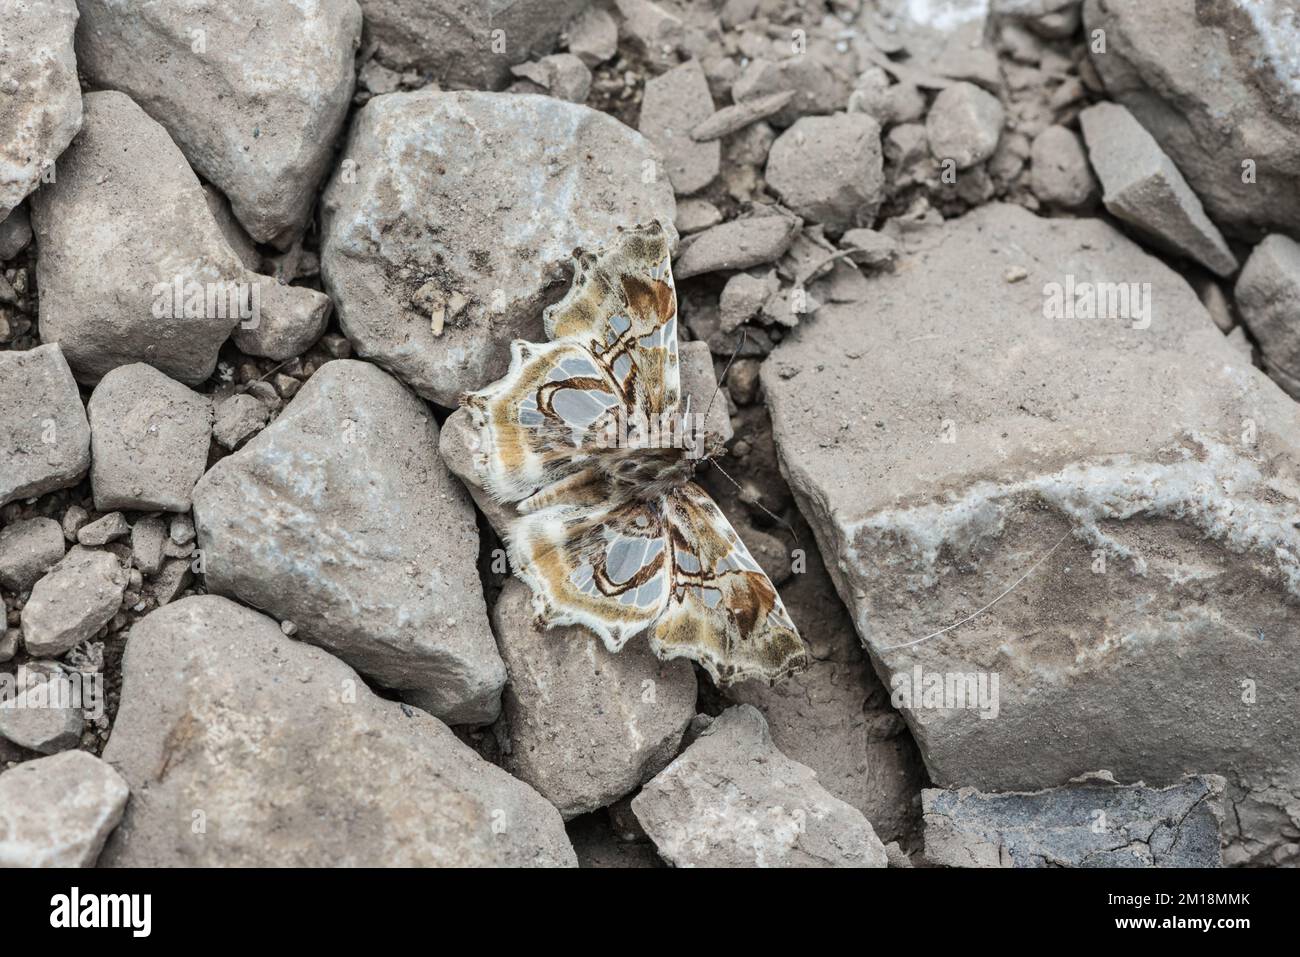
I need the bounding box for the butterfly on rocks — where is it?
[462,222,809,686]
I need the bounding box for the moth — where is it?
[463,222,809,685]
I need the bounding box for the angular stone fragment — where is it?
[0,0,82,221]
[923,773,1225,867]
[148,558,192,606]
[839,228,900,267]
[632,705,889,867]
[0,518,66,593]
[0,206,34,261]
[675,198,722,234]
[719,272,779,332]
[1235,234,1300,398]
[639,60,719,196]
[75,512,130,547]
[74,0,362,248]
[100,596,575,867]
[691,92,795,142]
[511,54,592,103]
[193,360,505,725]
[1083,0,1300,239]
[566,5,618,66]
[0,668,84,755]
[88,364,213,514]
[0,751,129,867]
[493,580,696,819]
[212,393,271,451]
[1079,102,1237,277]
[0,344,90,508]
[1030,124,1098,209]
[129,515,167,578]
[321,91,675,407]
[231,282,333,361]
[20,547,126,659]
[761,203,1300,866]
[358,0,588,90]
[926,81,1005,170]
[766,113,884,231]
[674,212,802,279]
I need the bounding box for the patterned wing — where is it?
[462,338,624,505]
[651,482,809,685]
[543,221,681,417]
[506,478,670,651]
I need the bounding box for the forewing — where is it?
[506,479,670,651]
[652,482,809,685]
[463,338,623,504]
[543,222,681,417]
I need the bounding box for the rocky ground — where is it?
[1,0,1298,868]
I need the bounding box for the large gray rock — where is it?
[20,546,127,658]
[1079,102,1237,277]
[0,751,129,867]
[88,364,213,513]
[31,92,328,386]
[321,91,676,407]
[100,596,576,867]
[632,705,889,868]
[762,203,1300,866]
[74,0,362,248]
[0,0,82,221]
[357,0,589,90]
[493,579,696,819]
[192,360,505,725]
[0,344,90,507]
[1083,0,1300,240]
[766,113,885,232]
[1235,234,1300,399]
[923,773,1226,867]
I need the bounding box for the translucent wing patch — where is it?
[651,483,808,685]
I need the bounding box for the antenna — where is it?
[704,328,747,434]
[707,457,800,548]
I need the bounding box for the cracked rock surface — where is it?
[923,773,1226,867]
